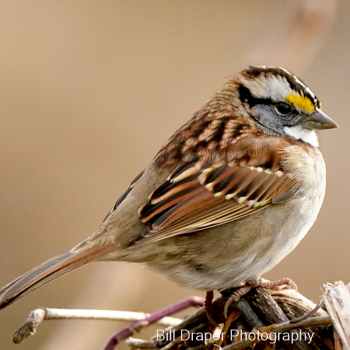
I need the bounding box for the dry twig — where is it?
[13,307,182,344]
[15,283,350,349]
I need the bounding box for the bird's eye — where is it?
[276,102,292,116]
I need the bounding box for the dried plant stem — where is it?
[13,307,183,344]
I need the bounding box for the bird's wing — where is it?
[130,158,293,246]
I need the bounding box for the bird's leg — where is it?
[204,290,219,326]
[103,296,204,350]
[223,277,297,318]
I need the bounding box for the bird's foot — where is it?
[246,277,297,291]
[204,290,219,326]
[223,277,297,318]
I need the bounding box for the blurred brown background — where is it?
[0,1,348,349]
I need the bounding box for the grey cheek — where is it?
[252,105,282,131]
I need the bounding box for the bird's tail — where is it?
[0,244,115,310]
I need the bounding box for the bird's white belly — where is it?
[160,195,323,291]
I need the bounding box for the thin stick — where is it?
[126,337,158,349]
[289,299,324,324]
[103,296,204,350]
[13,308,182,344]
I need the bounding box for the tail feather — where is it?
[0,245,114,310]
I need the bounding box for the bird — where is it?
[0,66,338,312]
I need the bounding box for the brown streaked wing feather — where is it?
[134,156,293,246]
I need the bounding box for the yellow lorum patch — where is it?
[286,94,314,111]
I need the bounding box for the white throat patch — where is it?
[283,126,319,147]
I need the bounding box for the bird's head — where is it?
[236,66,338,147]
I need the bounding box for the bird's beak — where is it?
[302,109,339,130]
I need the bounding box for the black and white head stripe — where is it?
[239,66,321,109]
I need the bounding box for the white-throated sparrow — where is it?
[0,66,338,309]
